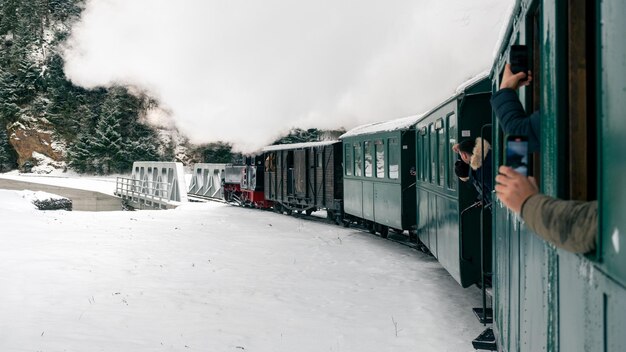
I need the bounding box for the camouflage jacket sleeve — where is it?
[520,194,598,253]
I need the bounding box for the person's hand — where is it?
[452,143,460,153]
[495,165,539,213]
[500,63,533,90]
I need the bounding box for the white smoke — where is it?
[62,0,513,153]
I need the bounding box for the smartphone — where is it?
[509,45,529,75]
[505,135,529,176]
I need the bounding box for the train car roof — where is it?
[339,114,424,139]
[261,140,340,152]
[340,72,490,139]
[455,70,490,94]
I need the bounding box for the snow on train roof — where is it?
[262,140,339,152]
[339,114,424,139]
[340,72,490,139]
[455,70,490,94]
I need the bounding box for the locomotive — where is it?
[189,0,626,350]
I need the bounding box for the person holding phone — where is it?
[491,59,541,153]
[493,47,598,255]
[495,166,597,253]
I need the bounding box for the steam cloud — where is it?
[63,0,513,153]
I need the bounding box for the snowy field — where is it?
[0,176,485,352]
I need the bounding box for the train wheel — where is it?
[380,226,389,239]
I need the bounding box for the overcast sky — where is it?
[63,0,513,153]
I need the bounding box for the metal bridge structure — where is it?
[188,163,227,200]
[115,162,188,209]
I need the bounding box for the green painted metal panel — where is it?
[558,254,604,352]
[540,1,564,351]
[599,2,626,351]
[436,196,461,283]
[343,179,363,218]
[362,181,374,221]
[600,0,626,289]
[518,224,549,352]
[428,192,438,258]
[417,188,430,248]
[606,278,626,351]
[373,182,402,229]
[493,206,511,351]
[509,216,521,352]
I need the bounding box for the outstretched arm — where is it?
[490,64,540,152]
[521,195,597,253]
[495,166,597,253]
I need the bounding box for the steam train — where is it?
[189,0,626,350]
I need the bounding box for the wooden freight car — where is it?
[262,141,343,220]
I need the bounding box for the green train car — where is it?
[488,0,626,350]
[340,117,418,237]
[414,76,492,288]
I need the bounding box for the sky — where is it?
[0,179,485,351]
[62,0,514,153]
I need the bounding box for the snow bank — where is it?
[0,189,68,212]
[0,190,38,211]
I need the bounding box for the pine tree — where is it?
[67,132,95,173]
[92,110,123,174]
[120,136,160,168]
[0,128,17,172]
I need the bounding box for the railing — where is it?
[115,177,173,209]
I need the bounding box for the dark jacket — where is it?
[490,88,541,153]
[521,194,597,253]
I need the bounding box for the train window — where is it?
[354,143,362,177]
[416,131,423,181]
[430,124,436,183]
[447,113,457,190]
[345,145,353,176]
[420,128,428,181]
[388,138,399,179]
[364,141,373,177]
[437,119,445,187]
[417,134,423,180]
[375,140,385,178]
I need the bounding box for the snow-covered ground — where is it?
[0,170,120,195]
[0,176,485,352]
